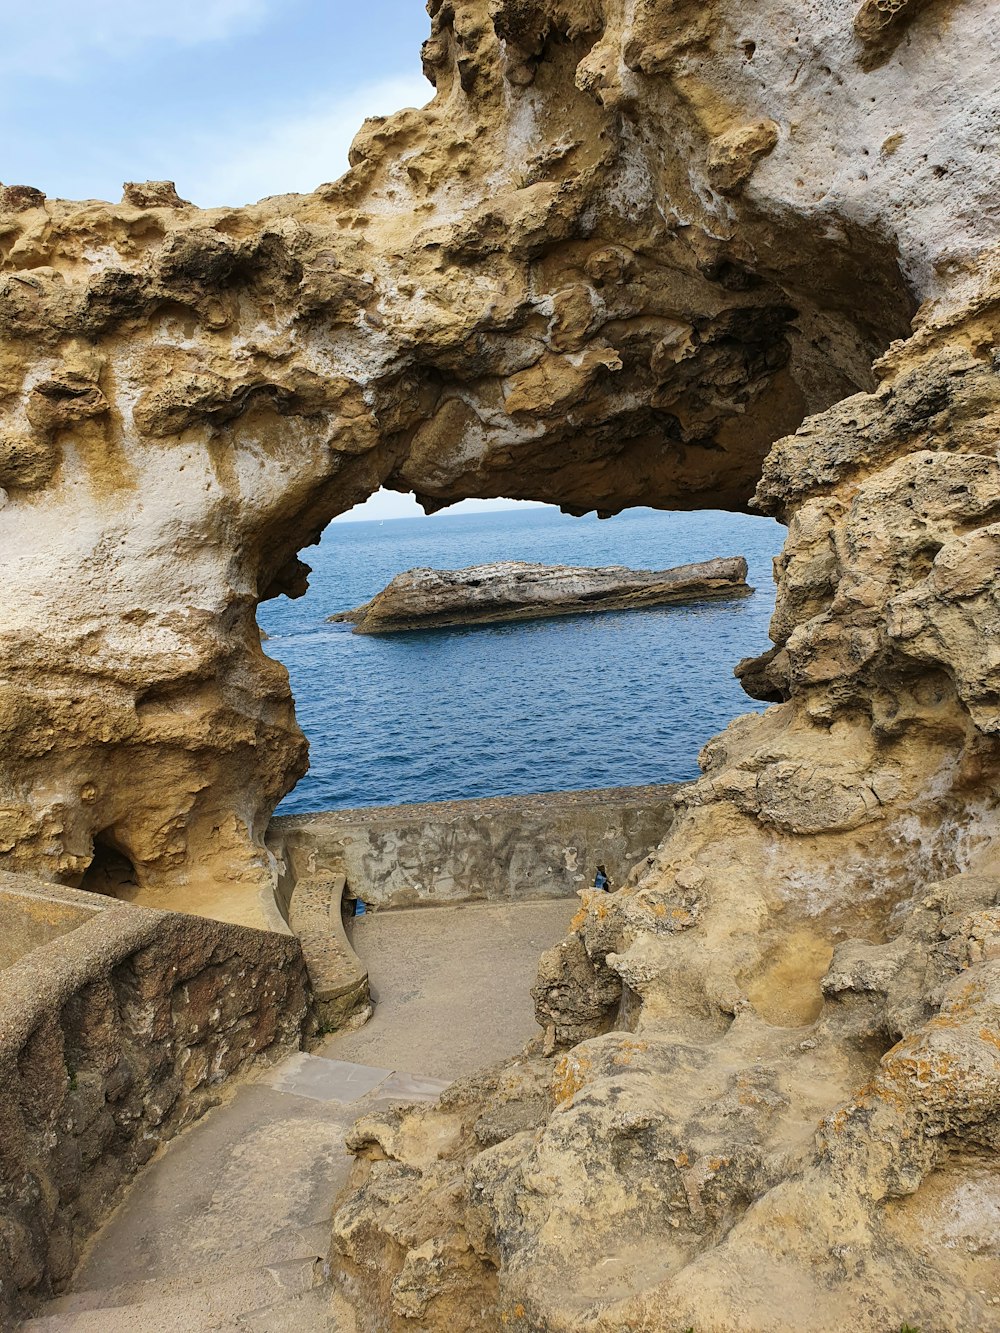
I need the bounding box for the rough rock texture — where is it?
[2,0,1000,1325]
[4,0,973,901]
[330,556,749,632]
[336,871,1000,1331]
[332,293,1000,1331]
[0,872,310,1323]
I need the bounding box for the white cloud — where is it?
[0,0,271,76]
[169,73,431,207]
[334,490,550,523]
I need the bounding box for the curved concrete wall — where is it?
[0,873,310,1324]
[267,785,679,910]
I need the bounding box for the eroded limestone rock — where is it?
[2,0,1000,1325]
[4,0,973,899]
[331,299,1000,1324]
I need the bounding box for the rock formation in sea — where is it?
[329,556,750,632]
[2,0,1000,1326]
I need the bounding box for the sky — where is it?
[3,0,540,522]
[335,491,549,522]
[2,0,431,207]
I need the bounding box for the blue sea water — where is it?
[256,506,786,815]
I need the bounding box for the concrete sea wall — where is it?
[0,873,310,1323]
[267,784,679,910]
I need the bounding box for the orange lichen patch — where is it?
[553,1051,592,1105]
[866,1079,910,1113]
[924,1013,964,1030]
[824,1107,851,1137]
[737,1085,773,1108]
[636,891,696,930]
[663,904,695,928]
[612,1038,649,1066]
[943,979,987,1014]
[501,1304,527,1322]
[978,1027,1000,1051]
[572,889,600,924]
[818,1075,912,1148]
[884,1050,960,1097]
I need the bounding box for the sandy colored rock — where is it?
[2,0,1000,1327]
[120,180,192,210]
[329,556,750,632]
[1,0,954,900]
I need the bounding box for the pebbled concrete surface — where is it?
[325,897,576,1079]
[26,897,571,1329]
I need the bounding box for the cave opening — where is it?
[79,830,140,901]
[256,492,786,818]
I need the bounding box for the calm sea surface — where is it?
[256,506,785,815]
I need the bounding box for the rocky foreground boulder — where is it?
[329,556,750,632]
[2,0,1000,1327]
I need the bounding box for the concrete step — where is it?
[24,1046,458,1333]
[37,1225,331,1317]
[236,1285,355,1331]
[25,1256,325,1331]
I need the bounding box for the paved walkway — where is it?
[25,896,575,1329]
[327,897,576,1078]
[26,1053,450,1331]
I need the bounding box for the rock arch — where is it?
[3,0,1000,1325]
[2,0,956,904]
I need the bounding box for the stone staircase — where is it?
[23,1050,450,1332]
[22,895,574,1330]
[288,873,371,1030]
[27,1246,347,1331]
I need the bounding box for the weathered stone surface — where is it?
[268,786,679,910]
[287,873,371,1033]
[329,557,749,633]
[330,305,1000,1326]
[2,0,1000,1326]
[0,872,310,1324]
[3,0,968,900]
[0,879,95,969]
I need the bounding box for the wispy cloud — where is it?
[0,0,272,77]
[166,73,431,208]
[334,490,551,522]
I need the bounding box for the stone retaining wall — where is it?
[0,881,96,971]
[0,873,311,1324]
[267,785,678,910]
[287,874,370,1030]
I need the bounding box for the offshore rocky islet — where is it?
[0,0,1000,1327]
[327,555,751,632]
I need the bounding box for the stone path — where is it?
[25,896,575,1330]
[329,897,575,1078]
[26,1051,450,1331]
